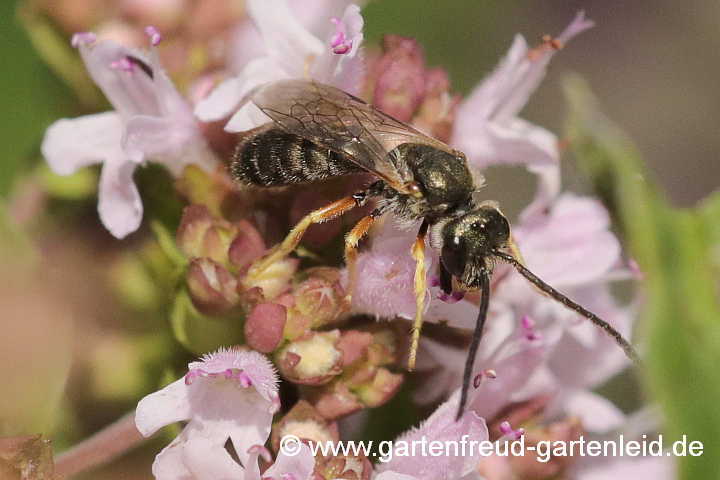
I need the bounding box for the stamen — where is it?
[235,371,252,387]
[522,315,543,341]
[109,57,134,73]
[437,290,464,303]
[628,259,644,279]
[526,35,563,61]
[282,474,299,480]
[248,444,273,463]
[71,32,96,49]
[473,369,497,389]
[428,274,441,288]
[499,421,525,440]
[184,371,196,385]
[330,17,353,55]
[144,26,163,46]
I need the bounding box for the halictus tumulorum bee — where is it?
[232,80,639,419]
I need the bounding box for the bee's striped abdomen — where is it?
[232,126,364,187]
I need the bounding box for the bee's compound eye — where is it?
[441,236,466,278]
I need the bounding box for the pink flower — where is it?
[375,397,489,480]
[194,0,364,132]
[41,30,215,239]
[180,437,316,480]
[345,218,432,321]
[450,11,594,171]
[135,348,280,480]
[409,194,634,435]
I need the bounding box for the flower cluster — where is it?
[38,1,654,479]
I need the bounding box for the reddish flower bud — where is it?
[371,35,427,122]
[244,302,287,353]
[228,220,266,271]
[186,258,239,315]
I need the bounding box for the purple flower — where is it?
[194,0,364,132]
[41,31,216,239]
[135,348,280,480]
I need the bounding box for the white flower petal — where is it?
[79,40,159,117]
[550,390,626,434]
[97,158,143,239]
[182,437,245,480]
[194,77,243,122]
[247,0,324,76]
[135,378,192,437]
[376,473,421,480]
[41,112,124,175]
[123,114,198,164]
[152,434,194,480]
[263,443,315,480]
[377,398,488,480]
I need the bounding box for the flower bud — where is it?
[270,400,339,454]
[244,302,286,353]
[277,331,342,385]
[371,35,427,122]
[176,204,236,265]
[294,268,346,328]
[228,220,266,271]
[186,258,239,315]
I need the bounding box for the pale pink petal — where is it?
[78,40,159,117]
[152,434,194,480]
[181,437,245,480]
[461,117,559,169]
[550,390,626,434]
[194,77,243,122]
[41,112,124,175]
[123,114,198,164]
[576,454,673,480]
[517,164,561,224]
[492,12,595,122]
[222,58,289,132]
[347,233,431,320]
[289,0,364,38]
[512,194,620,287]
[311,4,365,91]
[135,378,192,437]
[469,336,548,420]
[247,0,324,76]
[97,158,143,239]
[263,443,315,480]
[376,473,421,480]
[377,399,488,480]
[545,287,633,388]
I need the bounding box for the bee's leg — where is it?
[247,183,383,281]
[342,207,384,311]
[408,220,429,371]
[247,196,359,281]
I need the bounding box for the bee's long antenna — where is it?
[493,250,640,363]
[457,270,490,420]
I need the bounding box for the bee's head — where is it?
[439,205,510,290]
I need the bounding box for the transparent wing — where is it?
[248,80,457,193]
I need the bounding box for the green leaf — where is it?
[564,75,720,480]
[170,289,245,356]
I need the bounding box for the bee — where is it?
[235,80,639,419]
